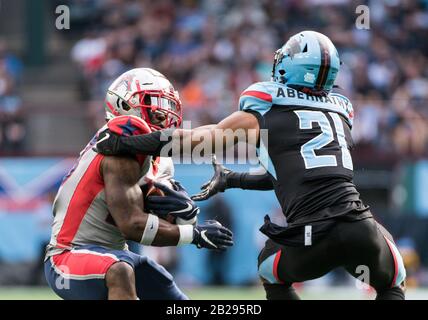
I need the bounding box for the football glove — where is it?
[191,155,232,201]
[192,220,233,250]
[93,128,125,156]
[145,180,200,224]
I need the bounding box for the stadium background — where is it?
[0,0,427,299]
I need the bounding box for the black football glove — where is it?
[192,220,233,250]
[191,155,232,201]
[93,128,126,156]
[145,180,200,223]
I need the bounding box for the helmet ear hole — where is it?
[121,100,131,111]
[279,70,285,75]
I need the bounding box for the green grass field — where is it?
[0,286,426,300]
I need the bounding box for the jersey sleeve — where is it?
[106,115,152,165]
[107,115,152,136]
[239,82,273,116]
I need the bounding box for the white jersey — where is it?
[45,131,174,259]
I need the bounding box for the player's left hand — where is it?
[93,128,124,155]
[192,220,233,250]
[145,180,200,223]
[191,155,232,201]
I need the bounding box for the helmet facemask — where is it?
[271,49,286,83]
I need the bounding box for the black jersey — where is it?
[239,81,369,226]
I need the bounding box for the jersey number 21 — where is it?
[294,110,353,170]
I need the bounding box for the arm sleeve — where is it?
[226,171,274,191]
[119,129,175,156]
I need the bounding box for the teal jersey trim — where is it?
[240,81,354,127]
[239,82,273,115]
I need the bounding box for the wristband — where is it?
[227,171,273,190]
[176,215,198,226]
[225,171,243,189]
[177,225,194,245]
[140,214,159,245]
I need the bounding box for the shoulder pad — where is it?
[329,93,354,126]
[239,82,274,115]
[106,115,152,166]
[107,115,152,137]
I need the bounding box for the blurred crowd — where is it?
[68,0,428,158]
[0,40,25,153]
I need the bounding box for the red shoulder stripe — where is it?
[241,90,272,102]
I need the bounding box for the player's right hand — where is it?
[146,181,200,223]
[191,155,232,201]
[192,220,233,250]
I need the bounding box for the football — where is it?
[145,184,166,197]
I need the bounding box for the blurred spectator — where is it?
[397,238,422,288]
[0,40,25,153]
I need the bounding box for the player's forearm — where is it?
[103,156,194,247]
[177,125,221,155]
[179,124,253,155]
[119,129,175,156]
[115,128,198,157]
[119,125,227,156]
[97,111,258,157]
[226,171,274,190]
[121,213,185,246]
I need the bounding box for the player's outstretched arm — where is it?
[102,156,233,250]
[95,111,259,157]
[191,155,274,201]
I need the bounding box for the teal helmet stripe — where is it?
[315,35,331,90]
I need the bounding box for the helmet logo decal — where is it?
[113,73,136,92]
[285,38,301,59]
[117,118,140,137]
[304,73,316,84]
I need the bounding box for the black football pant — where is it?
[257,217,406,300]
